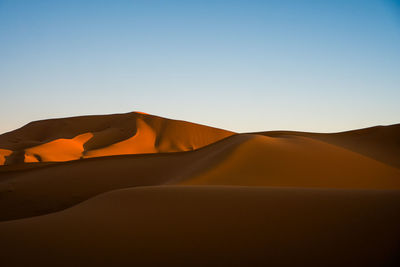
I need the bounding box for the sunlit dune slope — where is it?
[0,135,245,221]
[255,123,400,168]
[1,186,399,267]
[24,133,93,162]
[181,134,400,188]
[0,116,400,266]
[0,149,12,165]
[1,134,400,221]
[0,112,234,165]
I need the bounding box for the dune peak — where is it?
[0,112,234,165]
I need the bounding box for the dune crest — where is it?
[84,118,157,158]
[134,111,149,115]
[1,132,400,221]
[0,113,399,266]
[255,124,400,168]
[0,112,234,165]
[181,134,400,188]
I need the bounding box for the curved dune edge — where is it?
[1,133,400,222]
[24,133,93,162]
[0,134,246,221]
[83,118,158,157]
[254,123,400,169]
[180,134,400,188]
[133,111,149,115]
[0,120,400,266]
[1,186,400,266]
[0,112,235,165]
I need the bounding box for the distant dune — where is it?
[255,124,400,169]
[0,113,399,266]
[0,112,234,165]
[181,134,400,188]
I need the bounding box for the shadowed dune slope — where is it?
[182,134,400,187]
[0,135,247,221]
[0,112,234,165]
[0,118,400,266]
[1,186,400,267]
[254,123,400,169]
[1,134,400,221]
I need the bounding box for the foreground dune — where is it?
[1,186,399,266]
[0,112,234,165]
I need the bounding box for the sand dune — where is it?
[0,113,399,266]
[182,134,400,188]
[0,112,234,165]
[1,133,400,221]
[0,134,246,221]
[1,186,399,266]
[255,123,400,168]
[83,118,158,157]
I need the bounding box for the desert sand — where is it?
[255,124,400,169]
[0,148,12,165]
[0,111,234,165]
[0,112,399,266]
[1,186,400,266]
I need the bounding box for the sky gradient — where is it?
[1,0,399,134]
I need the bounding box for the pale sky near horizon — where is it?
[1,0,399,134]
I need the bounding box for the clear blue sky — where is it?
[1,0,399,133]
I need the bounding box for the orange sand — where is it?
[0,113,399,266]
[0,112,234,165]
[25,133,93,162]
[0,148,12,165]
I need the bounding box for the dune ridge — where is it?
[181,134,400,188]
[255,123,400,168]
[0,112,234,165]
[0,113,399,266]
[1,132,400,221]
[83,118,158,157]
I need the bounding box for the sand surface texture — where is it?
[0,113,399,266]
